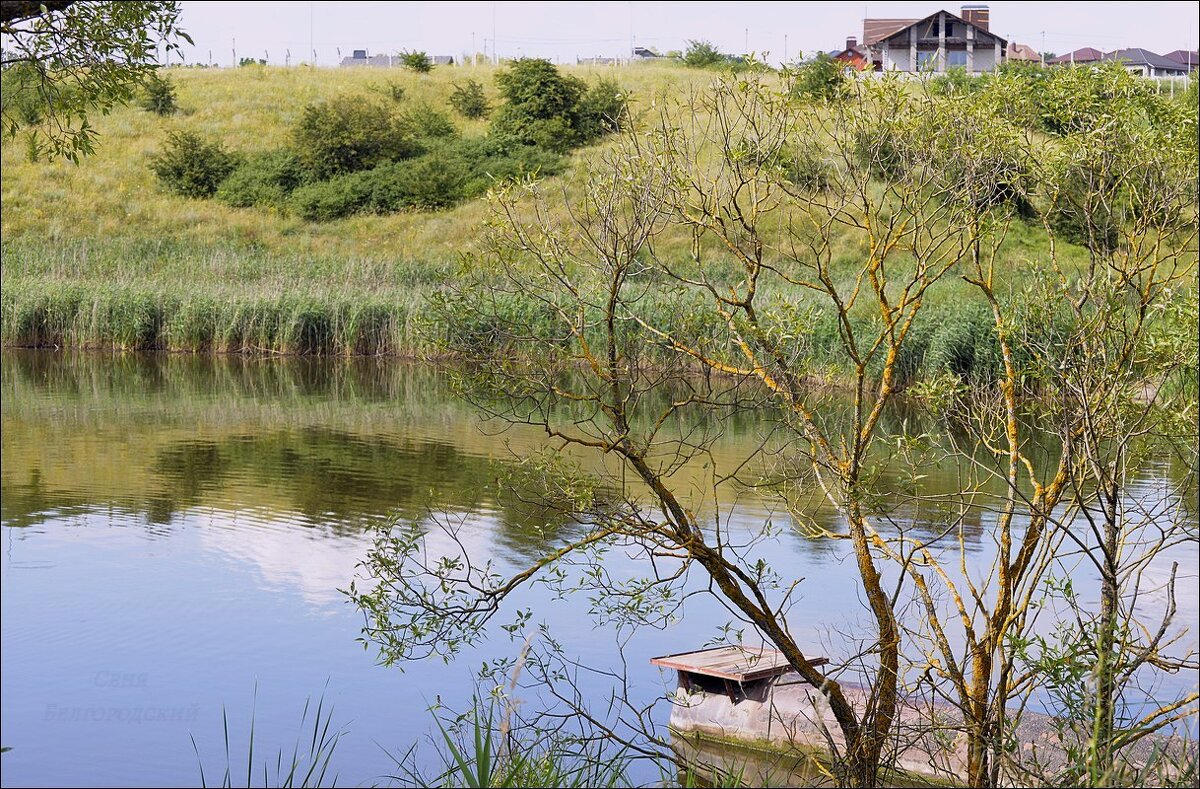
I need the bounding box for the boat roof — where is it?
[650,644,826,682]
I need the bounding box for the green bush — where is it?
[778,144,833,191]
[215,150,308,209]
[290,172,374,221]
[791,53,849,103]
[683,40,726,68]
[365,151,469,211]
[492,58,586,149]
[399,50,433,73]
[930,66,984,97]
[575,78,627,141]
[400,101,458,140]
[139,71,178,115]
[292,95,421,179]
[445,136,564,196]
[149,130,239,198]
[1,61,51,127]
[449,79,490,119]
[289,137,566,221]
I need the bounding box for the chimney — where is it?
[961,4,990,32]
[846,36,858,51]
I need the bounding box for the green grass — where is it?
[0,61,1162,370]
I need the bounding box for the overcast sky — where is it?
[172,1,1200,67]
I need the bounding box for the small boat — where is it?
[652,644,1192,787]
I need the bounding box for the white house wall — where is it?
[972,48,997,72]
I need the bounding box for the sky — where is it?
[171,1,1200,67]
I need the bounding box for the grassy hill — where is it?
[3,61,1189,371]
[1,62,727,355]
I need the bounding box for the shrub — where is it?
[288,138,566,221]
[791,53,849,103]
[400,102,459,140]
[290,172,374,221]
[492,58,586,148]
[139,71,178,115]
[930,66,982,97]
[365,151,469,211]
[292,95,421,179]
[575,78,626,141]
[215,150,307,209]
[149,130,239,198]
[683,40,726,68]
[369,80,406,103]
[0,61,46,127]
[778,144,833,191]
[448,136,565,196]
[449,79,490,119]
[399,51,433,73]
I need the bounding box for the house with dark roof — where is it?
[1162,50,1198,72]
[1049,47,1105,65]
[856,5,1007,73]
[1104,48,1190,77]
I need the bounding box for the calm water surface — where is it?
[2,350,1195,787]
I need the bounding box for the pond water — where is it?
[1,350,1196,787]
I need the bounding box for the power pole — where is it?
[286,48,291,67]
[744,27,749,55]
[1040,31,1046,65]
[232,38,236,67]
[784,33,788,63]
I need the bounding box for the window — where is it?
[917,50,938,71]
[948,50,968,67]
[946,22,955,37]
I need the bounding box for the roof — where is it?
[864,18,918,45]
[650,645,827,683]
[867,10,1007,48]
[1008,43,1040,61]
[1050,47,1104,64]
[1104,48,1187,70]
[1162,50,1199,66]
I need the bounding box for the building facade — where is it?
[860,5,1007,74]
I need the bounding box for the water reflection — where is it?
[2,349,1197,788]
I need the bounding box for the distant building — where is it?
[1162,50,1199,72]
[1007,42,1040,62]
[1049,47,1105,65]
[854,5,1007,73]
[1104,48,1190,77]
[339,50,456,68]
[577,57,615,65]
[832,36,870,70]
[632,47,661,59]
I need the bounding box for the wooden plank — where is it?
[650,645,828,682]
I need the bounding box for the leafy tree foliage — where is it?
[399,50,433,73]
[491,58,625,152]
[138,70,177,115]
[449,79,490,119]
[149,130,238,198]
[291,95,421,179]
[790,52,850,102]
[0,0,190,160]
[682,39,726,68]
